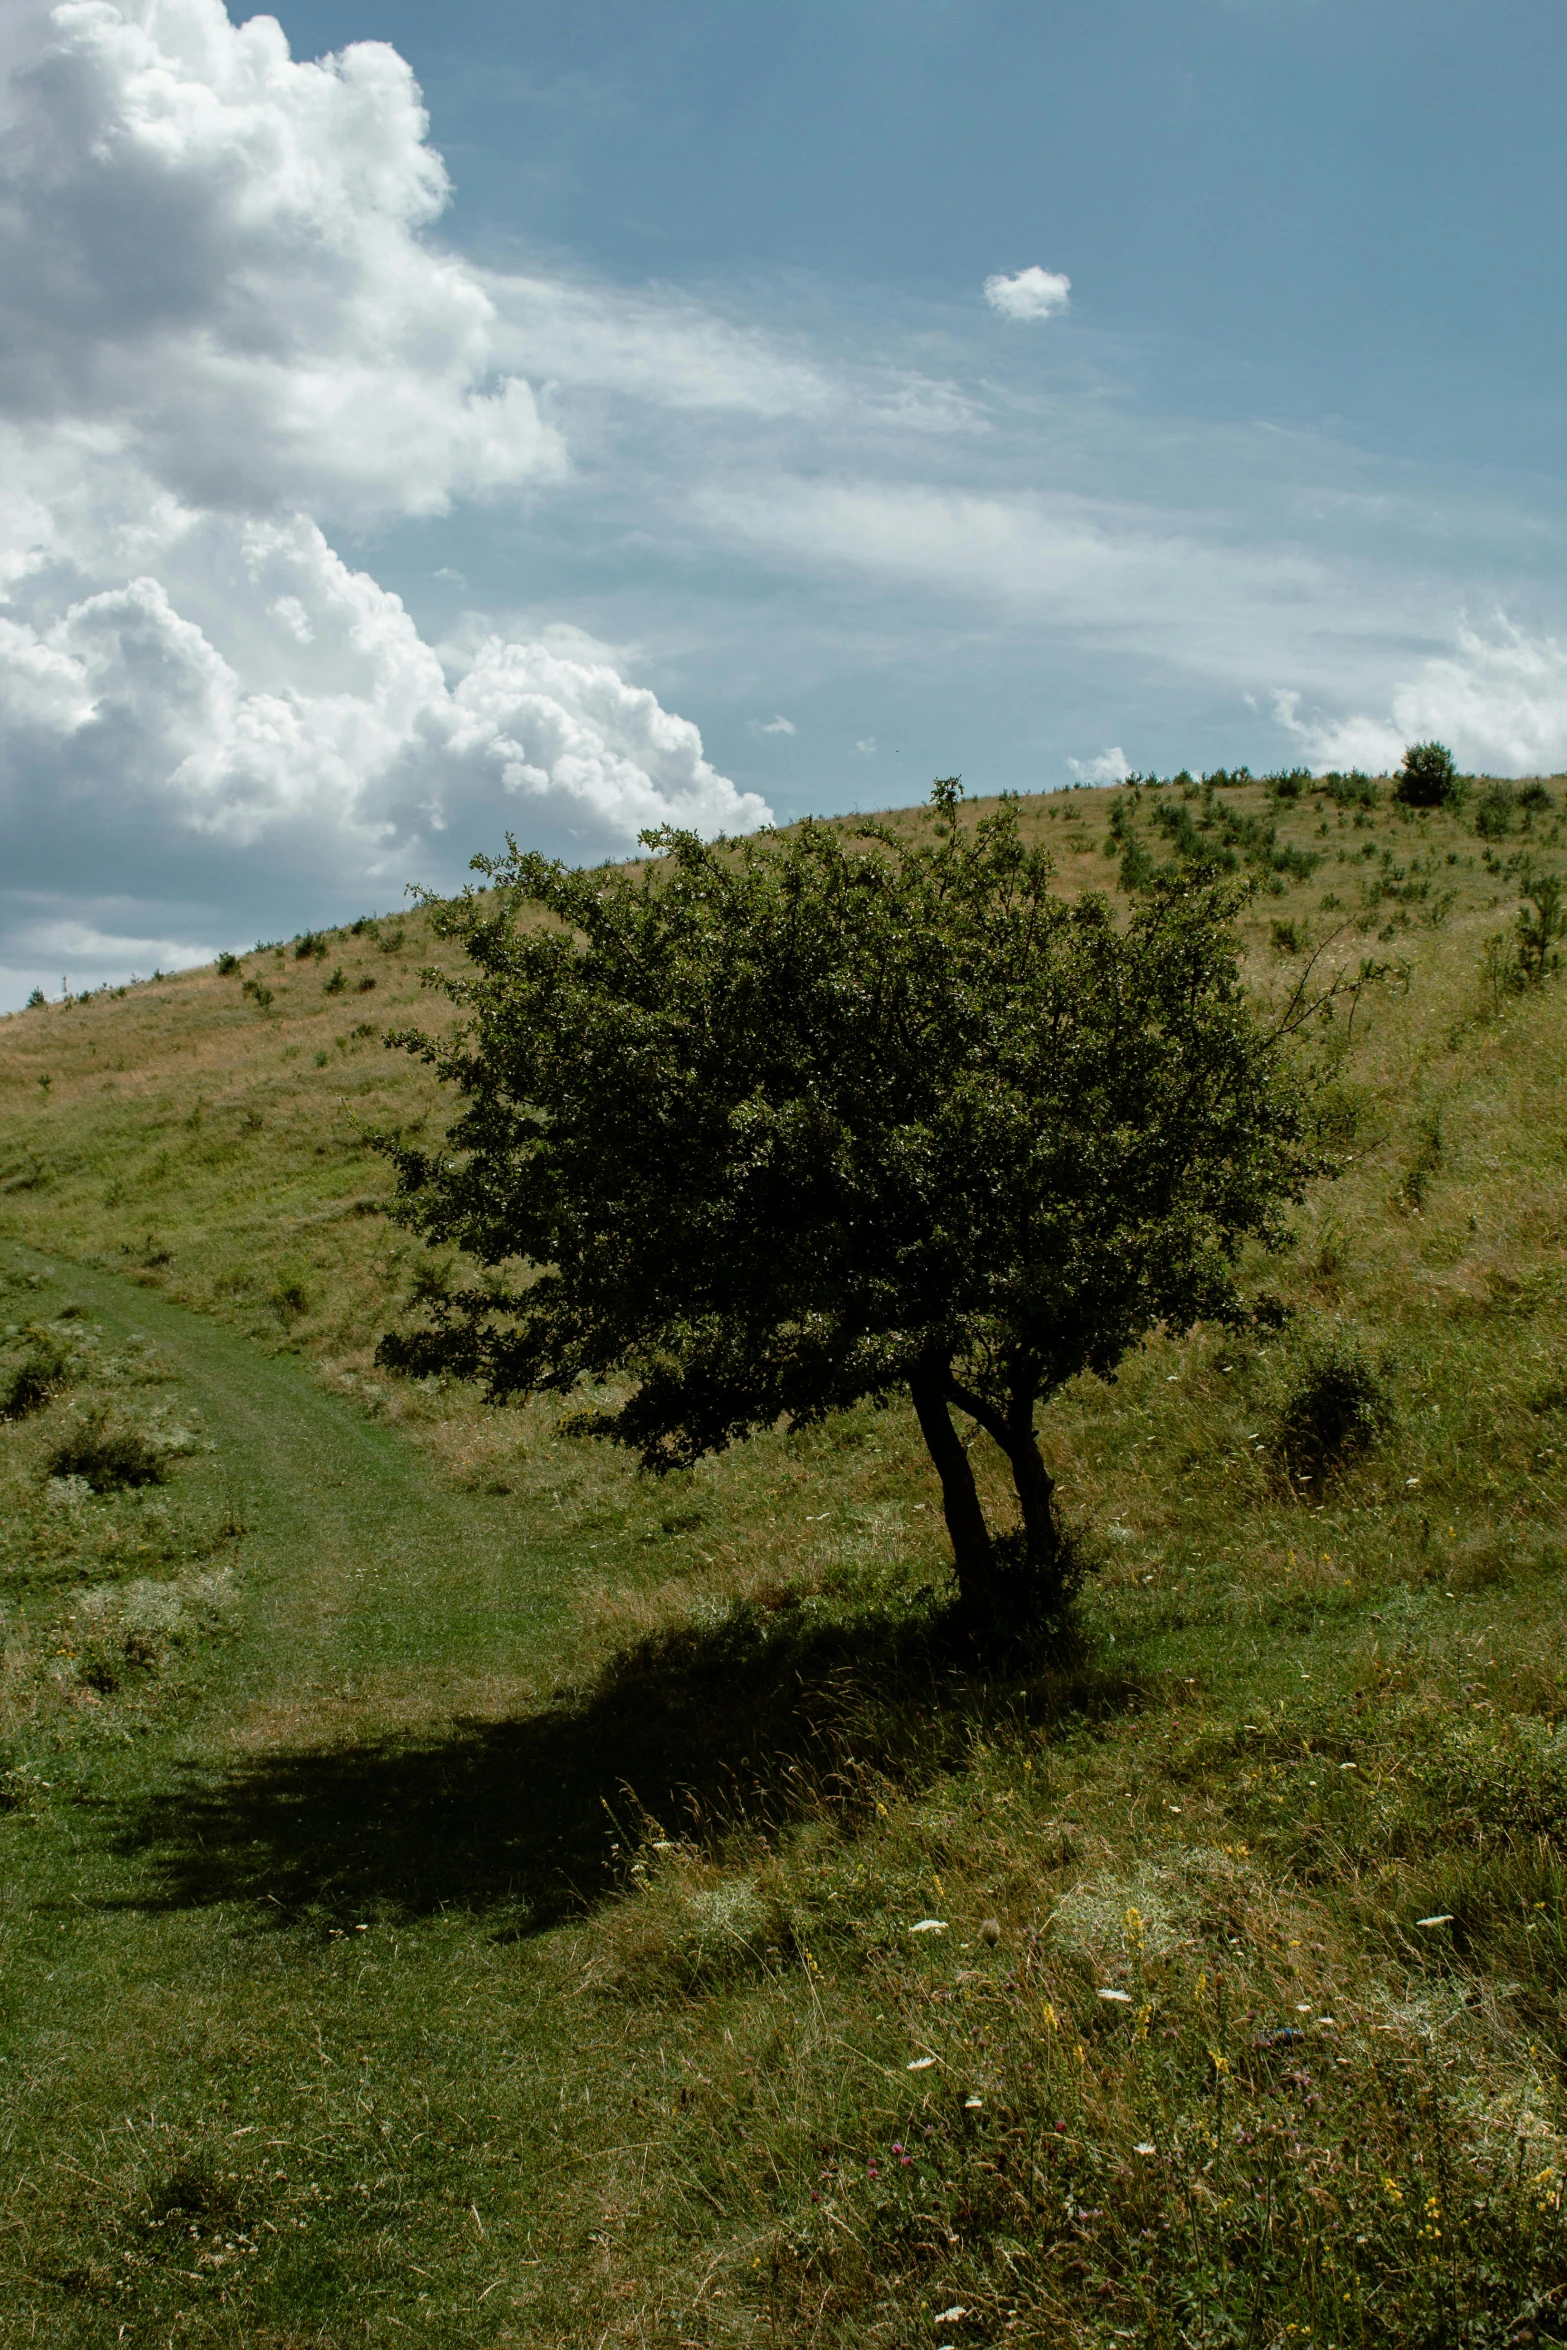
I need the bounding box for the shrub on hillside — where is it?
[1394,740,1465,808]
[1473,782,1515,840]
[48,1414,167,1492]
[0,1331,70,1420]
[1278,1330,1393,1476]
[1516,871,1566,985]
[1320,768,1380,808]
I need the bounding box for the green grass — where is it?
[2,773,1567,2343]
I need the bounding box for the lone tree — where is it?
[1394,741,1464,808]
[378,784,1325,1647]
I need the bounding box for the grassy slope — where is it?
[2,776,1567,2345]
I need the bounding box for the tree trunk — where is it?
[919,1363,1067,1642]
[1003,1409,1065,1615]
[908,1357,994,1626]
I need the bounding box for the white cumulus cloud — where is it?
[1275,620,1567,777]
[1068,746,1131,784]
[752,713,796,736]
[0,0,767,1003]
[983,266,1071,322]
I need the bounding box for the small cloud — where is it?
[432,567,467,586]
[751,713,796,737]
[984,265,1071,322]
[1068,745,1131,784]
[854,736,878,755]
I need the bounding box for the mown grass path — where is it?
[1,1246,616,2347]
[6,1243,576,1714]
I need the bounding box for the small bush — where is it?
[1395,1109,1443,1213]
[356,973,377,992]
[240,978,273,1013]
[1278,1331,1393,1476]
[271,1269,310,1320]
[1516,871,1566,985]
[1320,768,1380,808]
[25,987,45,1009]
[0,1333,70,1420]
[215,950,240,976]
[1473,782,1515,840]
[294,932,329,961]
[1394,740,1465,808]
[1264,766,1311,800]
[323,965,346,994]
[1269,917,1304,955]
[48,1416,168,1492]
[1518,779,1554,813]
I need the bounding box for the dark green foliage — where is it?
[323,965,347,995]
[48,1414,167,1491]
[215,950,240,976]
[1278,1330,1393,1475]
[1518,780,1555,814]
[294,932,329,961]
[1516,871,1566,985]
[1320,769,1381,808]
[25,986,45,1009]
[0,1332,70,1419]
[270,1269,309,1320]
[1396,1109,1443,1212]
[240,977,273,1012]
[1473,782,1515,840]
[1395,741,1465,809]
[1265,766,1313,801]
[378,783,1326,1640]
[1105,797,1159,889]
[356,972,377,992]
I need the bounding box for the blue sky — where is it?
[276,0,1567,816]
[0,0,1562,999]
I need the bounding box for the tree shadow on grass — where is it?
[115,1598,1139,1937]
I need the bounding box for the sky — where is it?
[1,0,1563,1006]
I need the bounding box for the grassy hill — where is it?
[2,769,1566,2346]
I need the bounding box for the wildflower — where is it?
[1041,2002,1059,2031]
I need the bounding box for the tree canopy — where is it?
[378,783,1326,1644]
